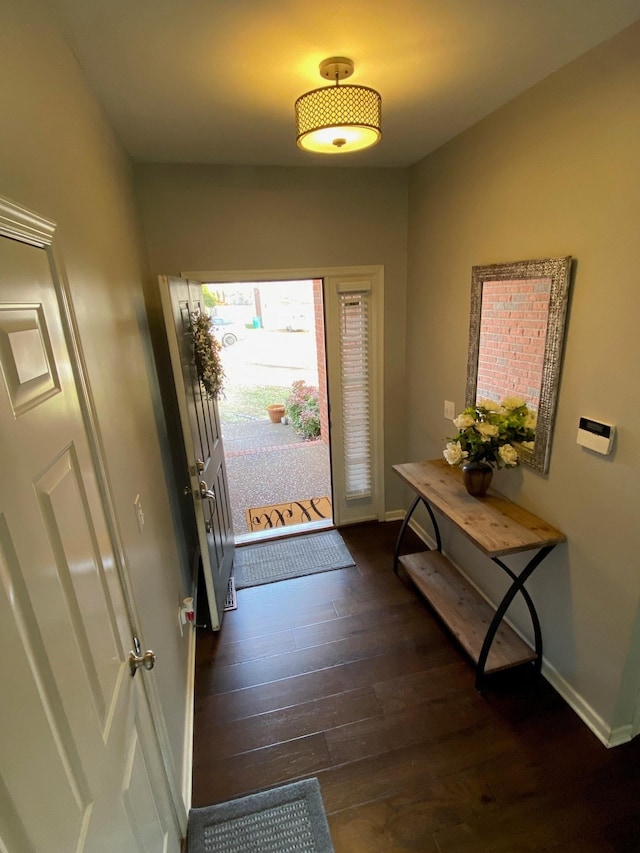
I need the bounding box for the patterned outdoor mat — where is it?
[187,778,334,853]
[245,496,332,532]
[233,529,355,589]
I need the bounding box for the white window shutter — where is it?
[338,286,372,499]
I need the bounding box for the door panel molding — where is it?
[123,729,170,853]
[0,512,92,850]
[34,444,124,734]
[0,302,61,415]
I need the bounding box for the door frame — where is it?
[0,196,186,836]
[182,265,385,526]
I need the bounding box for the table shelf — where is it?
[393,460,565,689]
[399,551,537,674]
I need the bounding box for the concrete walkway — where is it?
[221,420,331,538]
[217,327,331,539]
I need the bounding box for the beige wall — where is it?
[5,0,636,767]
[0,0,190,791]
[135,164,409,510]
[406,21,640,739]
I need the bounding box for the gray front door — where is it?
[159,276,234,630]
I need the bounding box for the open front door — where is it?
[159,276,234,630]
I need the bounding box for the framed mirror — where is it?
[465,256,572,474]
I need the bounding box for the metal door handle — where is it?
[199,481,216,504]
[128,648,156,677]
[196,458,205,473]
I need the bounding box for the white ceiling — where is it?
[46,0,640,168]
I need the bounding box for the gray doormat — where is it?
[233,530,355,589]
[187,778,334,853]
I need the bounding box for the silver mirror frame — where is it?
[466,256,572,474]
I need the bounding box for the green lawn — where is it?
[218,383,290,422]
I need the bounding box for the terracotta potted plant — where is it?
[267,404,286,423]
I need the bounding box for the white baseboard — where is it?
[387,514,626,748]
[405,515,437,550]
[385,509,406,522]
[541,658,631,748]
[608,725,635,748]
[181,624,197,809]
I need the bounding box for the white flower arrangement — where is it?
[443,397,536,469]
[190,310,225,400]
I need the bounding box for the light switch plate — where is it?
[134,494,145,533]
[444,400,456,420]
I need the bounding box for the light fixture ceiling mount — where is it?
[295,56,382,155]
[318,56,355,82]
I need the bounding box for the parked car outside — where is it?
[211,316,247,347]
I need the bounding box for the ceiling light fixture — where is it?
[295,57,382,155]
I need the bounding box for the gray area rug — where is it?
[233,529,355,589]
[187,778,334,853]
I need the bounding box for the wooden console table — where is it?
[393,459,566,690]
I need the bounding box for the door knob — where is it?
[129,636,156,677]
[199,481,217,504]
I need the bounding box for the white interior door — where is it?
[159,276,234,631]
[0,199,179,852]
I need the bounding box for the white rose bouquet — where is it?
[443,397,536,470]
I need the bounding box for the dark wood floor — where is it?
[192,521,640,852]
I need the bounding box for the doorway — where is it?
[203,278,333,543]
[185,264,385,530]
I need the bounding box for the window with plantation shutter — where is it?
[339,286,372,499]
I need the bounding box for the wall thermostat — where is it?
[576,417,616,455]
